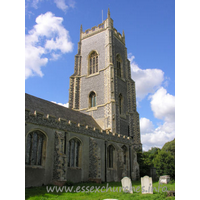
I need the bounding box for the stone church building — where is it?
[25,9,142,187]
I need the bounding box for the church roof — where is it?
[25,93,101,130]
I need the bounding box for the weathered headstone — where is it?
[167,190,175,197]
[121,177,133,193]
[141,175,153,194]
[159,175,170,184]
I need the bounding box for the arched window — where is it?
[108,145,114,168]
[89,51,98,74]
[25,130,46,166]
[89,91,96,108]
[68,138,81,167]
[122,145,127,165]
[116,54,122,78]
[119,93,123,114]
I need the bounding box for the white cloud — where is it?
[140,88,175,151]
[140,118,175,151]
[128,54,164,101]
[54,0,75,12]
[140,118,154,134]
[128,54,175,151]
[25,12,73,79]
[25,0,42,9]
[25,45,48,78]
[54,0,69,12]
[50,53,61,61]
[31,0,41,9]
[52,101,69,108]
[26,0,75,12]
[150,87,175,122]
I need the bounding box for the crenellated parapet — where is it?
[80,8,125,46]
[25,109,132,145]
[113,28,125,45]
[80,21,125,45]
[81,22,106,40]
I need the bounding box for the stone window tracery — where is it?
[89,91,96,108]
[89,51,98,74]
[116,54,122,78]
[68,138,81,167]
[25,130,46,166]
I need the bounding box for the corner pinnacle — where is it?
[107,8,110,18]
[122,30,125,37]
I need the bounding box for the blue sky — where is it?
[25,0,175,151]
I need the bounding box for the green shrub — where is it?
[169,179,175,184]
[153,151,175,179]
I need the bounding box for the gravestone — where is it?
[141,176,153,194]
[167,190,175,197]
[121,177,133,193]
[159,175,170,184]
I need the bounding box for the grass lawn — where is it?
[25,180,175,200]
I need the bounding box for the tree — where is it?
[137,147,161,177]
[137,139,175,180]
[153,150,175,180]
[148,147,161,155]
[162,138,175,157]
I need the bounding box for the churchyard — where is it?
[25,179,175,200]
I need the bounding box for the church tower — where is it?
[69,9,142,151]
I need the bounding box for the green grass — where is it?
[25,180,175,200]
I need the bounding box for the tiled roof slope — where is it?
[25,93,101,130]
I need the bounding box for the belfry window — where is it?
[89,51,98,74]
[89,91,96,108]
[25,130,46,166]
[116,54,122,78]
[68,138,81,167]
[108,145,114,168]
